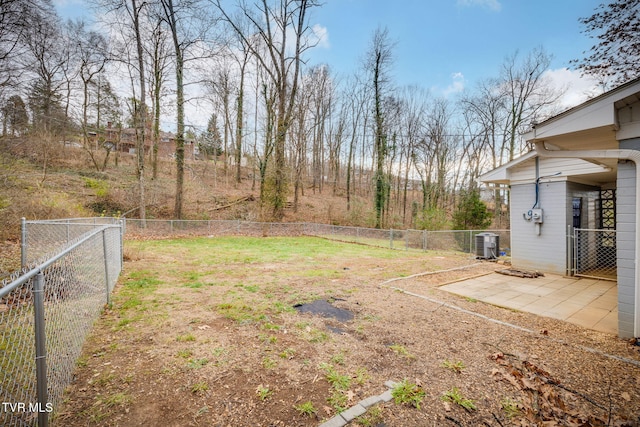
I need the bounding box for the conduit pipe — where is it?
[534,141,640,337]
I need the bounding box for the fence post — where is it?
[422,230,427,252]
[566,225,572,277]
[34,272,49,427]
[389,229,393,249]
[571,228,580,275]
[21,217,27,269]
[103,230,111,304]
[120,220,125,272]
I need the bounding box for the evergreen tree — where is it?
[2,95,29,136]
[200,113,222,157]
[452,188,492,230]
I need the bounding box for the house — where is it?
[95,123,196,159]
[480,77,640,338]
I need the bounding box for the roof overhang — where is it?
[524,77,640,151]
[482,78,640,186]
[479,151,615,186]
[479,151,536,184]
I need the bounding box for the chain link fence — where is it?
[1,222,122,427]
[20,217,122,268]
[123,219,510,256]
[124,218,307,238]
[574,228,617,280]
[306,223,510,255]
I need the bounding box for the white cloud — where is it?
[441,72,466,97]
[312,24,330,49]
[543,68,603,110]
[456,0,502,12]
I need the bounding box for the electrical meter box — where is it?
[531,208,543,224]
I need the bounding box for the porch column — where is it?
[617,159,636,338]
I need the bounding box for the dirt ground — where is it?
[55,238,640,427]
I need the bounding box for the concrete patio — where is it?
[440,272,618,335]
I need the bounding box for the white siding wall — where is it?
[617,153,637,338]
[510,182,568,274]
[509,157,610,185]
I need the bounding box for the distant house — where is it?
[480,77,640,339]
[98,123,196,159]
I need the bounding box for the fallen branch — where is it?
[496,268,544,278]
[211,195,255,211]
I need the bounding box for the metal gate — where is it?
[574,228,617,280]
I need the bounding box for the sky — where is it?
[54,0,606,123]
[305,0,604,104]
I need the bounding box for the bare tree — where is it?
[215,0,320,220]
[0,0,44,91]
[501,48,561,161]
[365,26,395,228]
[19,4,71,179]
[308,65,333,195]
[574,0,640,86]
[460,78,506,171]
[229,34,253,184]
[291,71,313,211]
[257,79,277,209]
[459,48,562,227]
[159,0,213,219]
[72,21,111,170]
[426,98,455,210]
[130,0,148,221]
[207,66,234,181]
[104,0,150,221]
[147,10,172,180]
[327,104,344,197]
[160,0,186,218]
[22,6,67,135]
[341,74,369,211]
[397,85,428,223]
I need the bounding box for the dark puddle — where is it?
[293,299,354,322]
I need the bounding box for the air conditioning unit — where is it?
[475,232,499,259]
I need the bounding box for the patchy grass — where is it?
[389,344,414,359]
[501,397,522,418]
[355,404,384,426]
[391,379,426,409]
[320,362,351,391]
[255,385,273,401]
[442,387,477,411]
[294,401,317,417]
[190,381,209,394]
[441,359,465,373]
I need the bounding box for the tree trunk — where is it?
[131,0,146,223]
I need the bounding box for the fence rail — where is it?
[574,228,617,281]
[20,217,122,268]
[124,219,511,256]
[1,222,122,427]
